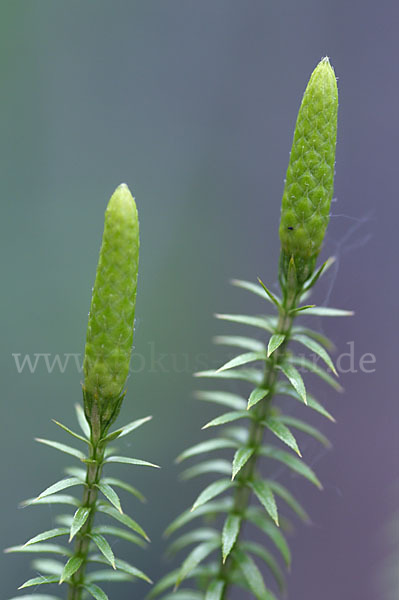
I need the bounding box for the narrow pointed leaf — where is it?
[21,495,79,508]
[286,256,297,291]
[69,506,91,541]
[9,595,62,600]
[165,499,233,538]
[35,438,85,461]
[148,566,217,598]
[266,480,310,522]
[114,557,152,583]
[87,570,134,583]
[289,355,343,391]
[167,528,219,557]
[89,534,115,568]
[231,278,273,300]
[92,525,146,547]
[97,503,149,540]
[205,579,225,600]
[222,514,241,562]
[297,306,353,317]
[82,583,109,600]
[257,278,282,308]
[101,476,145,502]
[37,477,83,500]
[262,417,301,455]
[217,351,266,373]
[213,335,264,352]
[64,466,86,480]
[232,446,255,480]
[95,482,123,513]
[202,410,249,429]
[293,333,337,374]
[277,415,331,447]
[247,387,269,410]
[267,334,285,357]
[246,508,291,566]
[31,558,63,574]
[75,403,91,438]
[290,304,316,315]
[24,528,69,547]
[6,544,70,556]
[52,420,89,445]
[279,362,307,404]
[176,439,238,463]
[54,515,73,527]
[250,480,279,525]
[195,368,262,385]
[292,326,334,350]
[302,258,332,291]
[230,569,278,600]
[59,555,83,583]
[276,382,335,421]
[29,558,67,582]
[225,426,249,444]
[146,569,180,598]
[233,547,268,600]
[181,459,232,481]
[302,291,317,303]
[214,313,276,332]
[176,541,219,587]
[195,390,246,410]
[240,541,285,593]
[260,445,322,488]
[19,576,59,589]
[105,455,160,468]
[89,554,152,583]
[191,479,234,511]
[101,415,152,442]
[162,593,203,600]
[307,396,335,420]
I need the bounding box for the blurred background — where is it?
[1,1,397,599]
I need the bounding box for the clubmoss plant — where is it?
[7,184,159,599]
[151,58,351,599]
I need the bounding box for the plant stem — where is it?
[219,290,298,596]
[67,420,105,600]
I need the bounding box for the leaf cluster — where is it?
[151,272,351,599]
[6,406,159,600]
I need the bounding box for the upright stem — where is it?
[67,416,105,600]
[220,288,298,596]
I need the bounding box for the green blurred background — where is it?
[1,1,397,599]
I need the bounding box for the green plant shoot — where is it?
[7,184,158,600]
[83,183,140,435]
[152,57,350,600]
[279,57,338,286]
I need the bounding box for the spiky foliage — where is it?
[6,184,159,600]
[151,58,350,600]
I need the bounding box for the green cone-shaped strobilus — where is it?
[83,183,139,436]
[279,57,338,289]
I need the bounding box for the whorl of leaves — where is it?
[6,405,159,599]
[152,272,351,599]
